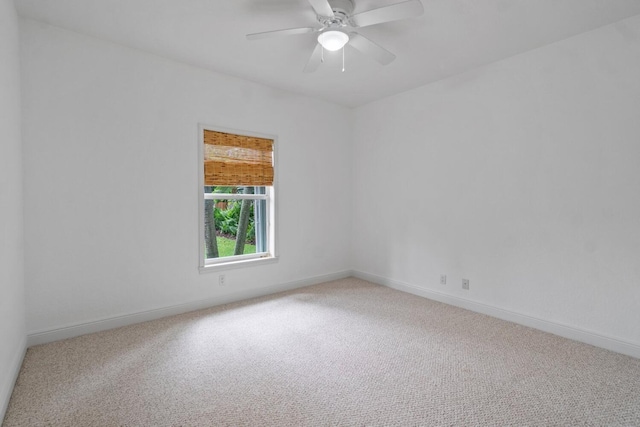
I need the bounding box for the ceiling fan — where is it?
[246,0,424,72]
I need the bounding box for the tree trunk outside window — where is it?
[204,187,219,258]
[234,186,254,255]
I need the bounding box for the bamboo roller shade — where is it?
[203,130,274,186]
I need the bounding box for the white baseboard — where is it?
[352,270,640,360]
[0,335,27,423]
[27,269,640,359]
[27,270,351,347]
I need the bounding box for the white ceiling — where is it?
[15,0,640,107]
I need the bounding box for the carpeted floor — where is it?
[4,278,640,426]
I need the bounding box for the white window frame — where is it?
[198,125,278,273]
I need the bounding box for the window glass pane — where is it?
[204,186,266,259]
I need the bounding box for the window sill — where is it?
[199,255,279,274]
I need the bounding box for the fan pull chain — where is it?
[342,48,346,72]
[321,45,324,63]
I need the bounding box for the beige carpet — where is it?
[4,278,640,426]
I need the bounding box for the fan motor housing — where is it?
[329,0,354,15]
[318,0,355,27]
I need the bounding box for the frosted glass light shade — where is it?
[318,31,349,51]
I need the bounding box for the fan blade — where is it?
[246,27,316,40]
[348,32,396,65]
[350,0,423,28]
[303,44,323,73]
[308,0,334,17]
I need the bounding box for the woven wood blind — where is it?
[203,130,274,186]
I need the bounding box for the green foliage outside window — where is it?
[204,186,258,260]
[213,199,256,244]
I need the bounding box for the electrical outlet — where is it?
[440,275,447,285]
[219,274,226,286]
[462,279,469,290]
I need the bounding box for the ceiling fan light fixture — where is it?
[318,30,349,51]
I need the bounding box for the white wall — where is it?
[20,19,353,335]
[0,0,26,419]
[18,10,640,355]
[353,15,640,347]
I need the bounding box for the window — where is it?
[199,127,276,270]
